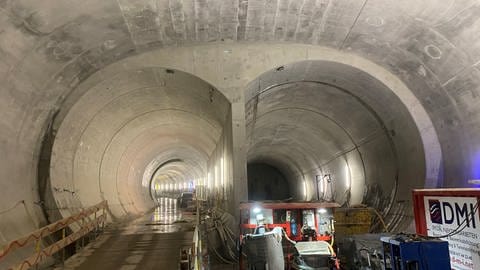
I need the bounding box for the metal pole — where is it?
[102,205,106,231]
[94,211,97,239]
[35,239,40,270]
[81,216,85,248]
[62,228,66,264]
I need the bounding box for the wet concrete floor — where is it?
[58,198,195,270]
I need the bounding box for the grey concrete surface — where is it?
[0,0,479,264]
[49,67,230,223]
[245,61,428,230]
[56,198,195,270]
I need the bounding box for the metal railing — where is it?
[180,200,204,270]
[0,200,108,270]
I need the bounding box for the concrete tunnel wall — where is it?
[245,60,429,230]
[49,67,231,222]
[0,0,480,250]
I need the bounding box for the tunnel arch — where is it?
[0,42,450,245]
[59,43,441,188]
[32,43,443,232]
[0,2,479,265]
[245,59,439,230]
[147,158,184,200]
[47,67,231,221]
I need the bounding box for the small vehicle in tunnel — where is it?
[177,192,194,208]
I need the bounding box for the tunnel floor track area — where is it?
[56,198,195,270]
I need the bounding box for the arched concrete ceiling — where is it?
[245,61,427,230]
[0,0,479,242]
[49,67,230,221]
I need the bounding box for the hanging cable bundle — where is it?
[203,208,239,264]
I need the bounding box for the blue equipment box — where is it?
[381,234,451,270]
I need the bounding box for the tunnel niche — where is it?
[247,162,291,201]
[246,60,433,231]
[46,67,232,222]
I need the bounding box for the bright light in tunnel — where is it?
[345,164,351,189]
[471,150,480,187]
[303,180,307,200]
[215,165,219,187]
[253,207,261,214]
[221,157,225,187]
[207,172,212,188]
[153,207,161,222]
[469,179,480,185]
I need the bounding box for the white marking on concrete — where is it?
[424,44,442,59]
[365,16,384,27]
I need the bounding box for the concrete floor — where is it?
[58,198,195,270]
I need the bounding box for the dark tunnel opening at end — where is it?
[247,162,292,201]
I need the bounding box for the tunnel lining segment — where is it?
[42,44,441,230]
[247,80,397,209]
[48,67,232,221]
[147,158,183,200]
[243,57,439,230]
[89,44,441,189]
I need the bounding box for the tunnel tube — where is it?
[246,60,429,231]
[0,42,454,251]
[247,162,291,201]
[48,67,231,222]
[1,0,479,251]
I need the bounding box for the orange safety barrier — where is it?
[0,200,108,270]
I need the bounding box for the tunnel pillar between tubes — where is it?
[229,90,248,221]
